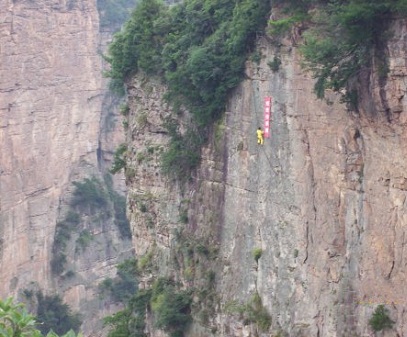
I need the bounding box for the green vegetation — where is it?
[172,231,219,326]
[104,278,192,337]
[151,278,192,337]
[36,292,82,336]
[71,177,108,210]
[105,0,271,180]
[75,230,94,253]
[159,119,203,181]
[269,13,306,37]
[136,152,146,164]
[252,248,263,263]
[104,0,164,80]
[225,292,271,332]
[138,249,154,272]
[136,111,149,129]
[104,174,132,239]
[119,103,130,116]
[104,289,152,337]
[99,258,138,303]
[369,304,394,332]
[110,143,128,174]
[51,211,81,275]
[179,209,189,224]
[251,51,263,65]
[270,0,407,105]
[173,231,219,271]
[268,56,282,72]
[139,203,147,213]
[104,230,219,337]
[0,298,81,337]
[51,175,131,275]
[112,191,131,238]
[22,289,34,299]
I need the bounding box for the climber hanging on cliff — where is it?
[257,127,264,145]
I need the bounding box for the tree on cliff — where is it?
[36,292,82,336]
[270,0,407,106]
[106,0,271,180]
[0,297,82,337]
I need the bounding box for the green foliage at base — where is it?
[36,292,82,336]
[151,279,192,337]
[270,0,407,103]
[104,229,220,337]
[104,289,152,337]
[104,277,192,337]
[0,298,81,337]
[369,304,394,332]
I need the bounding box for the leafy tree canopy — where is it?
[36,292,82,336]
[369,304,395,332]
[107,0,270,126]
[0,298,81,337]
[104,278,192,337]
[106,0,270,179]
[270,0,407,104]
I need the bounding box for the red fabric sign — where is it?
[264,97,271,138]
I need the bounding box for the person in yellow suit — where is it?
[257,127,264,145]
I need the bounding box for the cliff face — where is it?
[126,19,407,337]
[0,0,132,335]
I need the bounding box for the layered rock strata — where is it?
[0,1,132,335]
[126,19,407,337]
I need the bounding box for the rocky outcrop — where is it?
[126,19,407,337]
[0,1,132,335]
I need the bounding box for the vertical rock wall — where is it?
[0,0,101,295]
[218,19,407,337]
[126,19,407,337]
[0,1,132,335]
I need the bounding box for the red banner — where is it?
[264,97,271,138]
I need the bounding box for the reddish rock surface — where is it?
[125,19,407,337]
